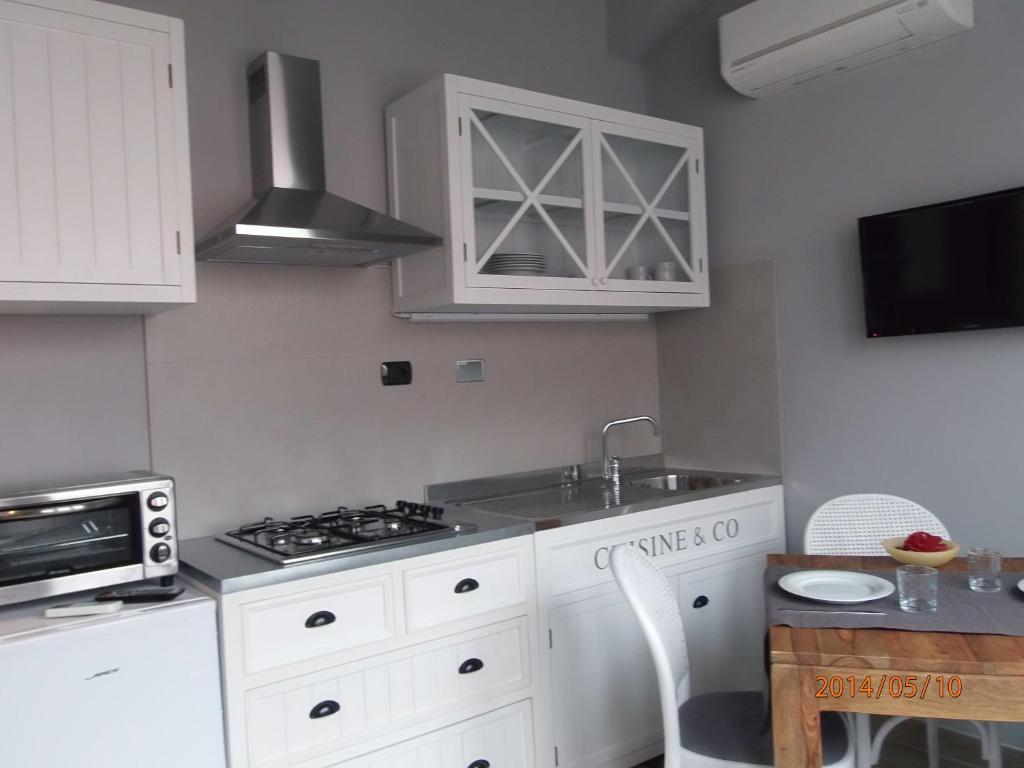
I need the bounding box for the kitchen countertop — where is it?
[428,463,781,529]
[179,506,535,595]
[181,462,780,595]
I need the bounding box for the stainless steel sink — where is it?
[429,464,774,525]
[627,473,744,492]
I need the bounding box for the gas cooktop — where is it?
[216,501,469,565]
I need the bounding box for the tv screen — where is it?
[858,186,1024,338]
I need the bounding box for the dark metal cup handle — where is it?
[467,761,491,768]
[458,657,484,675]
[454,577,480,594]
[309,700,340,719]
[305,610,336,628]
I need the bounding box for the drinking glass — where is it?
[968,547,1002,593]
[654,261,677,281]
[897,565,938,613]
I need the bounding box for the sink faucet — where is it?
[601,416,659,484]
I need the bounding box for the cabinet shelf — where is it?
[602,202,690,221]
[474,188,584,211]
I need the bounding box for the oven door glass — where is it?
[0,495,141,587]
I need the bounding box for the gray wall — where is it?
[0,316,149,486]
[645,0,1024,554]
[657,261,781,475]
[100,0,661,537]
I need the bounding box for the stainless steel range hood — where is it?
[196,52,441,265]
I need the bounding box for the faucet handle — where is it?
[604,456,622,484]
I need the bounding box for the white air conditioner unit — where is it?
[719,0,973,98]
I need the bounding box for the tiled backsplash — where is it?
[657,261,782,475]
[0,315,150,487]
[146,263,662,537]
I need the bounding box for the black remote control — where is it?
[95,586,185,603]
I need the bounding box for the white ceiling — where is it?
[606,0,716,61]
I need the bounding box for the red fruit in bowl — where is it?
[902,531,948,553]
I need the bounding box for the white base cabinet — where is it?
[385,75,708,318]
[188,488,786,768]
[328,700,534,768]
[185,536,538,768]
[533,486,786,768]
[0,0,195,313]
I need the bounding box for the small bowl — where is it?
[882,537,960,567]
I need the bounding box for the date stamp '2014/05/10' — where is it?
[815,674,964,700]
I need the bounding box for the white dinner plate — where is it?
[778,570,895,604]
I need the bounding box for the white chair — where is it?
[805,494,1001,768]
[609,544,854,768]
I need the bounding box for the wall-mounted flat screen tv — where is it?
[859,186,1024,338]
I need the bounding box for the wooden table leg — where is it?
[772,663,823,768]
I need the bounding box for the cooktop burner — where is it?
[217,501,460,565]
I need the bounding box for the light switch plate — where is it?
[456,359,485,383]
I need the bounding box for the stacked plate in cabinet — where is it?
[483,253,548,276]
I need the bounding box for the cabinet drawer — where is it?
[403,547,526,633]
[241,575,395,674]
[330,700,534,768]
[245,617,530,767]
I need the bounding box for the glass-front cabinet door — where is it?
[594,121,706,293]
[459,95,594,290]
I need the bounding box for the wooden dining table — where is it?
[769,554,1024,767]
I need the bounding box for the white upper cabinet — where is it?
[0,0,194,313]
[386,75,708,318]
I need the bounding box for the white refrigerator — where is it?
[0,588,226,767]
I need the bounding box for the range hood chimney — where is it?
[196,52,441,265]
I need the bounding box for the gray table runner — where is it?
[766,565,1024,636]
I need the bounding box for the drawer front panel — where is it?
[543,487,784,596]
[245,618,529,767]
[242,575,395,674]
[330,700,533,768]
[404,547,526,633]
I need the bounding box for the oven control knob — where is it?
[431,506,444,519]
[147,492,169,512]
[150,543,172,563]
[149,517,171,537]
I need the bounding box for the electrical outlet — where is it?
[380,361,412,386]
